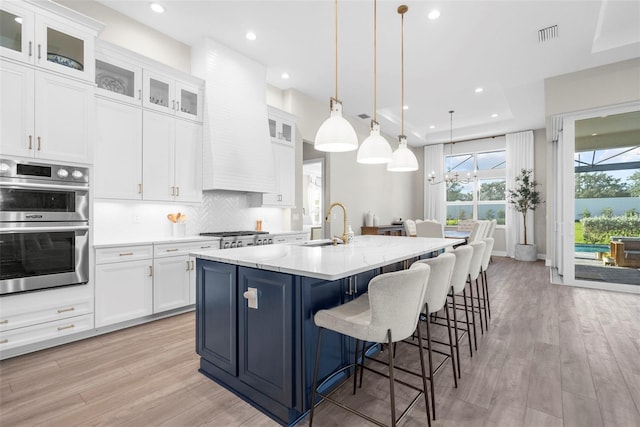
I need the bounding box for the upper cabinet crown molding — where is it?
[192,37,275,193]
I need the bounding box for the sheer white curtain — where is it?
[424,144,446,223]
[506,131,534,257]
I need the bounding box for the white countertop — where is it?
[191,235,463,281]
[94,235,220,249]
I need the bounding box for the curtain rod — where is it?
[444,133,507,145]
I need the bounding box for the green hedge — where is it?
[580,216,640,244]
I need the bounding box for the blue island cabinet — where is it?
[196,259,380,426]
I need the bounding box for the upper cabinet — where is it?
[0,1,102,82]
[143,70,203,122]
[95,51,142,105]
[268,108,295,147]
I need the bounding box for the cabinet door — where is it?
[175,80,202,122]
[0,3,35,64]
[35,71,91,163]
[153,255,191,313]
[275,143,295,206]
[95,260,153,328]
[95,55,142,105]
[142,110,175,201]
[95,98,142,199]
[142,69,174,114]
[188,256,197,305]
[0,61,34,158]
[174,119,202,202]
[34,14,94,81]
[238,267,294,406]
[197,260,237,376]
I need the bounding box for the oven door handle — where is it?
[0,182,89,192]
[0,225,89,233]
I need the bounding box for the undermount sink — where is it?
[294,239,342,247]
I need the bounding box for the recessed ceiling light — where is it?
[281,72,290,79]
[149,2,164,13]
[403,105,409,110]
[14,17,23,24]
[475,87,483,93]
[592,133,598,136]
[428,10,440,20]
[429,125,435,129]
[245,32,257,41]
[491,113,499,118]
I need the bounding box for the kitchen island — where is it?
[191,235,462,425]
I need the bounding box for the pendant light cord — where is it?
[373,0,377,122]
[335,0,338,101]
[399,5,407,136]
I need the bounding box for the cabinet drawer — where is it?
[0,314,93,351]
[95,245,153,264]
[154,240,218,258]
[0,285,93,332]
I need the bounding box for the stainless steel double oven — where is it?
[0,158,89,295]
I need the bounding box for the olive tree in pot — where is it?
[507,169,543,261]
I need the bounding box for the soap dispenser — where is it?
[347,225,355,243]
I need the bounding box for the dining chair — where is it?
[310,264,432,427]
[403,219,417,237]
[416,220,444,238]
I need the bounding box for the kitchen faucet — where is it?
[325,202,349,245]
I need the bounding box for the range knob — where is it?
[57,168,69,178]
[71,170,84,179]
[237,241,243,247]
[0,162,10,173]
[223,242,230,249]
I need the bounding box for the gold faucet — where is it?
[325,202,348,245]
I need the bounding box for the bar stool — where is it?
[408,252,456,420]
[467,241,488,338]
[310,264,432,427]
[480,237,495,320]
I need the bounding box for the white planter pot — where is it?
[514,244,537,262]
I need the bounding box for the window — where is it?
[445,150,506,225]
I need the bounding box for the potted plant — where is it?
[507,169,543,261]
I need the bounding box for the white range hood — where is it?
[192,38,276,193]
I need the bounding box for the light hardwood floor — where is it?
[1,257,639,426]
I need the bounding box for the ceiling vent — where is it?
[538,25,558,42]
[358,113,370,119]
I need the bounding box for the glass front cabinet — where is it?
[143,70,203,122]
[0,1,98,82]
[95,51,143,105]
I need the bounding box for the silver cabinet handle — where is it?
[28,135,32,150]
[0,339,7,344]
[57,307,75,314]
[186,260,191,271]
[28,41,32,57]
[190,260,195,270]
[200,246,211,249]
[171,186,175,196]
[166,248,178,252]
[119,252,133,256]
[345,277,353,296]
[37,136,41,151]
[172,100,175,110]
[37,44,41,59]
[138,89,142,101]
[57,324,75,331]
[138,183,142,194]
[149,266,153,277]
[354,276,358,294]
[0,320,8,325]
[176,187,180,197]
[177,101,180,112]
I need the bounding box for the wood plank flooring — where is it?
[1,257,639,426]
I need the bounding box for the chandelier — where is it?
[427,110,477,184]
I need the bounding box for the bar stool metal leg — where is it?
[425,302,436,420]
[309,327,323,427]
[444,302,458,388]
[466,279,479,350]
[386,330,397,426]
[415,321,432,427]
[451,289,461,378]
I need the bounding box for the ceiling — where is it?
[95,0,640,146]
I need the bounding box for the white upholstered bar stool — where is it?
[480,237,495,321]
[409,253,456,421]
[467,240,488,339]
[310,264,432,427]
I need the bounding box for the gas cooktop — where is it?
[200,231,268,237]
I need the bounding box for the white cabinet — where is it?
[271,232,308,244]
[0,284,94,353]
[142,110,202,202]
[95,51,142,105]
[0,0,100,82]
[0,60,92,163]
[249,107,296,207]
[95,245,153,328]
[143,69,203,122]
[94,97,143,199]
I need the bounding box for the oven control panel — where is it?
[0,158,89,185]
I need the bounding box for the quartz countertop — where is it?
[94,235,220,249]
[191,235,462,281]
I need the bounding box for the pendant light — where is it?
[314,0,358,152]
[387,4,419,172]
[427,110,477,184]
[357,0,392,164]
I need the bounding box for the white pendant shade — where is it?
[387,136,418,172]
[314,101,358,152]
[357,122,392,164]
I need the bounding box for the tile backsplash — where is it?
[93,191,290,243]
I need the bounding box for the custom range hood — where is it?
[192,38,276,193]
